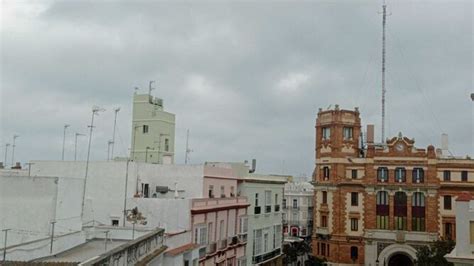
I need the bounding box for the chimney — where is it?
[441,134,449,154]
[249,159,257,173]
[367,125,375,144]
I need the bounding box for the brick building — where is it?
[311,105,474,266]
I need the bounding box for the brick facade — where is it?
[311,106,474,265]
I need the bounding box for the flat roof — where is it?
[37,239,128,263]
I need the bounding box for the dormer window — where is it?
[343,127,353,140]
[322,127,331,140]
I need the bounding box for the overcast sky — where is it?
[1,0,472,177]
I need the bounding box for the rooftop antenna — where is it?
[184,129,193,164]
[380,0,390,143]
[149,81,155,96]
[110,107,121,160]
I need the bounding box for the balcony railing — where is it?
[199,246,206,258]
[253,248,281,264]
[229,236,239,246]
[238,233,248,243]
[218,238,228,250]
[206,242,217,254]
[315,227,329,235]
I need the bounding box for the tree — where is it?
[283,243,298,265]
[416,239,455,266]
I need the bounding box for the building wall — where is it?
[311,107,474,266]
[240,177,286,265]
[131,93,176,164]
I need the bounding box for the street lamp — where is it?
[11,135,19,166]
[81,106,105,219]
[62,124,70,160]
[74,133,85,161]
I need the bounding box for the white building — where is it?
[445,192,474,265]
[238,173,289,265]
[283,181,314,239]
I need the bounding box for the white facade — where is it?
[283,182,314,238]
[239,173,289,265]
[445,194,474,265]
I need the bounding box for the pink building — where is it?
[191,163,250,266]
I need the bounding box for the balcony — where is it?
[254,206,261,214]
[191,197,250,214]
[238,233,248,243]
[199,247,206,258]
[206,242,217,254]
[253,248,281,264]
[217,238,228,250]
[229,236,239,246]
[274,205,280,212]
[315,227,329,235]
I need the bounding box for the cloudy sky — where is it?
[1,0,472,177]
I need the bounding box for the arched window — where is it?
[377,167,389,182]
[394,192,407,230]
[376,191,389,229]
[412,168,424,183]
[395,167,406,183]
[323,166,330,180]
[412,192,426,231]
[351,246,358,261]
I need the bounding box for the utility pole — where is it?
[81,106,104,221]
[50,221,56,254]
[110,107,120,160]
[74,133,85,161]
[104,231,110,251]
[2,229,10,263]
[62,124,70,160]
[25,162,34,177]
[380,0,389,143]
[3,144,10,168]
[11,135,19,166]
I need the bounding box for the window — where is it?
[323,166,330,180]
[263,233,268,253]
[194,225,208,245]
[265,191,271,213]
[209,185,214,198]
[220,186,225,198]
[322,191,327,204]
[376,191,389,229]
[208,222,213,243]
[239,217,248,234]
[350,218,358,231]
[351,192,358,206]
[321,243,326,256]
[462,171,468,182]
[255,193,259,206]
[394,192,407,230]
[322,127,330,140]
[343,127,353,140]
[470,221,474,244]
[351,246,358,261]
[293,199,298,208]
[412,168,424,183]
[274,225,282,248]
[412,192,425,231]
[111,219,119,226]
[395,167,406,183]
[443,170,451,181]
[142,125,149,134]
[444,195,452,210]
[351,169,358,179]
[220,220,225,240]
[254,229,262,255]
[255,193,261,214]
[165,138,169,152]
[321,215,328,228]
[283,198,287,208]
[142,183,149,198]
[444,223,453,240]
[377,167,388,182]
[230,186,235,197]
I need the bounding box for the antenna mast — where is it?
[381,0,387,143]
